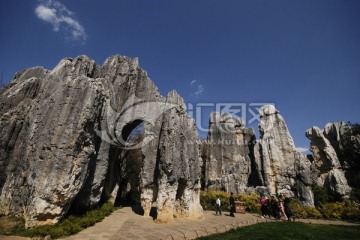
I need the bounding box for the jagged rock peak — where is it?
[324,122,348,138]
[11,66,49,84]
[258,104,295,149]
[101,55,141,79]
[0,54,203,227]
[306,125,351,197]
[208,112,244,131]
[306,126,341,169]
[254,105,314,204]
[50,55,99,78]
[259,104,279,116]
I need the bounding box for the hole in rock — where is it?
[113,120,144,208]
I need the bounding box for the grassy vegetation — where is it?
[0,202,116,239]
[197,222,360,240]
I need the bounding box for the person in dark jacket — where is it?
[259,196,270,218]
[270,196,280,219]
[229,192,235,217]
[284,195,294,221]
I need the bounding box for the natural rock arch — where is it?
[0,55,203,227]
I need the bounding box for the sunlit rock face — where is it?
[253,105,314,205]
[201,112,256,194]
[201,105,315,205]
[0,55,202,227]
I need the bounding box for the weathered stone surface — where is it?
[322,122,360,187]
[0,55,202,227]
[156,91,203,222]
[323,122,349,165]
[202,112,256,193]
[253,105,314,204]
[306,126,351,197]
[201,105,315,205]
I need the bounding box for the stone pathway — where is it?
[65,208,263,240]
[1,208,359,240]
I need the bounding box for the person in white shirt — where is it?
[215,197,222,215]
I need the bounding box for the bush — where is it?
[201,190,360,221]
[290,198,322,219]
[341,201,360,221]
[200,191,260,214]
[350,188,360,204]
[319,202,345,220]
[200,190,230,211]
[17,202,115,239]
[312,184,342,207]
[319,201,360,221]
[236,193,261,214]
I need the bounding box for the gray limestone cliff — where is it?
[201,113,256,193]
[253,105,314,204]
[155,91,202,222]
[201,105,315,204]
[306,124,351,197]
[0,55,203,227]
[1,55,357,227]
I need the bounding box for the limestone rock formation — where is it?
[306,126,351,196]
[0,55,203,227]
[253,105,314,204]
[202,112,256,193]
[323,122,350,167]
[156,91,203,222]
[322,122,360,187]
[201,105,315,205]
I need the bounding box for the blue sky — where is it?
[1,0,359,153]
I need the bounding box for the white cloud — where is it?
[190,80,197,85]
[296,147,309,153]
[193,85,204,95]
[35,5,56,23]
[34,0,87,42]
[190,80,204,96]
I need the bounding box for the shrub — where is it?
[311,184,342,207]
[32,226,68,238]
[350,188,360,204]
[201,190,360,221]
[319,202,344,220]
[290,198,322,219]
[17,202,115,239]
[318,201,360,221]
[236,193,261,214]
[200,191,260,214]
[200,190,230,211]
[341,201,360,221]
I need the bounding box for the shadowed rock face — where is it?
[306,125,351,197]
[0,55,202,227]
